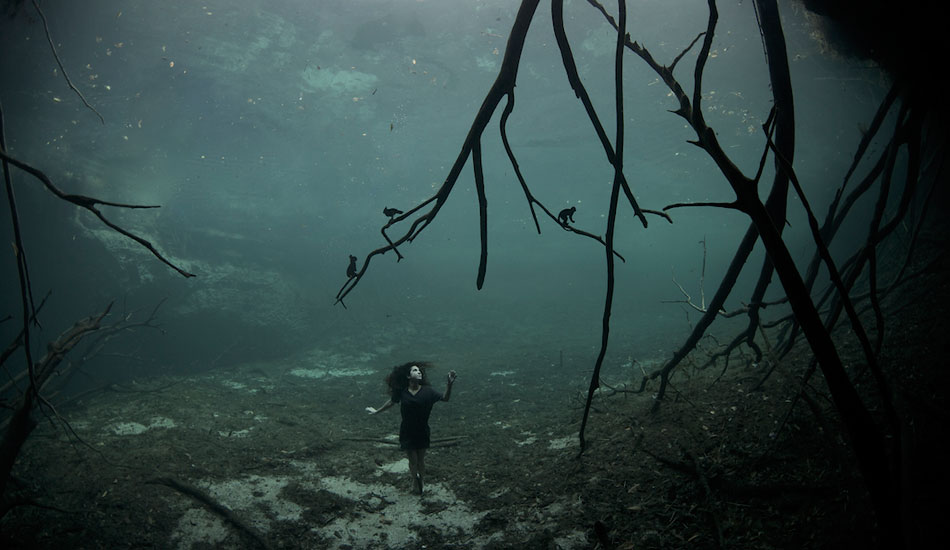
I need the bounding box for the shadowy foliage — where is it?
[340,1,945,547]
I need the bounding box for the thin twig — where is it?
[32,0,104,124]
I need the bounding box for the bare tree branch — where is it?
[31,0,104,124]
[0,149,195,279]
[1,303,112,501]
[335,0,544,306]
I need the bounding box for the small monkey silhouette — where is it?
[346,255,358,278]
[557,206,576,226]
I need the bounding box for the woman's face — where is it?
[408,365,423,380]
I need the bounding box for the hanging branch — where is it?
[498,89,543,233]
[0,149,195,278]
[841,83,901,185]
[32,0,104,124]
[551,0,647,230]
[776,104,910,359]
[2,4,191,427]
[473,139,489,289]
[766,110,898,437]
[496,85,666,236]
[586,0,760,402]
[336,0,644,306]
[778,106,928,415]
[1,105,190,409]
[663,200,741,212]
[773,82,901,357]
[575,0,629,452]
[775,135,895,354]
[588,1,901,543]
[0,112,38,327]
[335,0,543,306]
[586,0,788,397]
[0,104,41,401]
[678,105,785,370]
[588,0,804,396]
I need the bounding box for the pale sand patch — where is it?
[171,460,489,549]
[548,434,579,450]
[289,367,374,379]
[108,416,176,436]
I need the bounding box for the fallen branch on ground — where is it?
[146,476,271,550]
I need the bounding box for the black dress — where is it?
[396,386,443,450]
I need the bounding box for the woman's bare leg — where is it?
[416,449,427,493]
[406,450,421,493]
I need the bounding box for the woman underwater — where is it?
[366,361,456,494]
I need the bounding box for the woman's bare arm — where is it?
[366,399,394,415]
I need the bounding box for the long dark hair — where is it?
[385,361,433,401]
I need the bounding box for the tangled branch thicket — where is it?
[0,0,195,519]
[338,0,943,546]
